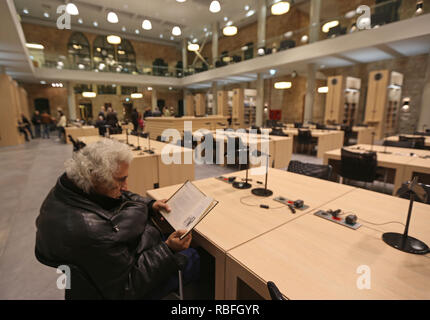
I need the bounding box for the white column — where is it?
[182,39,188,71]
[256,73,264,127]
[309,0,321,43]
[212,82,218,115]
[257,0,267,49]
[212,22,219,65]
[151,89,157,112]
[417,54,430,131]
[304,64,317,123]
[67,82,77,120]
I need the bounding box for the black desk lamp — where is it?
[251,152,273,197]
[382,177,429,254]
[144,133,154,154]
[133,133,141,151]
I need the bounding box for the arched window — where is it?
[67,32,91,70]
[93,35,115,72]
[116,39,136,73]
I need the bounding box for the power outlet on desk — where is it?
[314,210,361,230]
[273,197,309,211]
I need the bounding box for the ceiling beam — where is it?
[331,54,360,65]
[375,44,405,59]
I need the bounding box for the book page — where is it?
[160,181,214,232]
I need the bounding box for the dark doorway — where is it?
[178,99,184,117]
[157,99,165,110]
[79,103,93,121]
[34,98,50,114]
[123,103,133,122]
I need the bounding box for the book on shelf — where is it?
[159,181,219,240]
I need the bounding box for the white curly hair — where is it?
[65,138,133,193]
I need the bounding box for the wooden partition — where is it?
[0,74,25,147]
[195,93,206,116]
[232,88,244,128]
[217,91,229,116]
[364,70,403,140]
[185,94,194,116]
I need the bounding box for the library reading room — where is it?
[1,0,430,303]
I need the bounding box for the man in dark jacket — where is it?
[131,108,139,133]
[35,139,199,299]
[32,110,42,138]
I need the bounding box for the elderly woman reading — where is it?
[35,139,200,299]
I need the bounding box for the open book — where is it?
[159,181,218,240]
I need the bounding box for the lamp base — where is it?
[133,146,141,151]
[251,188,273,197]
[233,181,252,189]
[382,232,429,255]
[144,149,154,154]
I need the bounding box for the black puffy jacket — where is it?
[35,173,185,299]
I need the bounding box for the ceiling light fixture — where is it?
[43,12,50,18]
[121,26,126,32]
[135,29,140,34]
[188,42,200,51]
[224,16,228,21]
[223,25,237,36]
[147,87,153,91]
[82,92,97,98]
[107,35,121,45]
[245,5,250,11]
[345,10,356,19]
[26,43,44,50]
[107,11,119,23]
[271,1,290,15]
[269,69,277,76]
[176,0,187,2]
[274,81,292,89]
[131,93,143,99]
[415,1,424,15]
[246,10,255,17]
[40,81,46,84]
[322,20,339,33]
[78,18,83,24]
[301,35,309,43]
[210,1,221,13]
[66,3,79,16]
[318,86,329,93]
[93,21,98,27]
[172,26,182,36]
[23,8,29,14]
[142,19,152,30]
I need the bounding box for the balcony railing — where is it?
[30,0,429,79]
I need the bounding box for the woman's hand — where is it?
[165,230,192,252]
[152,199,171,213]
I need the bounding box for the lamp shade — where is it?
[82,92,96,98]
[142,19,152,30]
[209,1,221,13]
[172,26,182,36]
[107,11,119,23]
[107,35,121,44]
[66,3,79,15]
[131,93,143,99]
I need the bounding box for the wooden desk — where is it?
[65,126,99,144]
[78,134,194,195]
[193,130,292,169]
[147,168,355,299]
[324,144,430,195]
[283,128,344,159]
[145,116,229,140]
[385,135,430,147]
[226,188,430,300]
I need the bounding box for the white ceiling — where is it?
[13,0,261,45]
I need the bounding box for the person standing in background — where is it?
[98,106,106,120]
[143,107,152,119]
[131,108,139,133]
[163,107,171,117]
[57,110,67,143]
[32,110,42,138]
[21,113,34,139]
[41,111,51,139]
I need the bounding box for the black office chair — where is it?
[294,122,303,129]
[267,281,286,300]
[383,140,414,149]
[341,125,354,146]
[68,135,86,152]
[316,123,326,130]
[340,148,377,186]
[297,129,315,155]
[270,128,287,136]
[414,131,430,137]
[398,182,430,204]
[35,248,104,300]
[287,160,333,181]
[399,136,425,149]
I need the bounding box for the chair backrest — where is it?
[383,140,414,149]
[287,160,332,181]
[414,131,430,137]
[251,125,261,134]
[270,128,286,136]
[297,129,312,144]
[316,123,326,130]
[294,122,303,129]
[267,281,285,300]
[399,136,425,149]
[340,148,377,182]
[35,248,103,300]
[398,182,430,205]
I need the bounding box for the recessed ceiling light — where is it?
[43,12,50,18]
[170,36,174,40]
[269,69,276,76]
[66,3,79,15]
[224,16,228,21]
[274,82,292,89]
[271,1,290,15]
[203,27,208,32]
[223,26,237,36]
[301,35,309,43]
[246,10,255,17]
[172,26,181,36]
[160,34,163,38]
[193,38,198,43]
[176,0,187,2]
[93,21,98,27]
[142,19,152,30]
[107,11,119,24]
[40,81,46,84]
[23,8,29,14]
[107,35,121,45]
[244,5,250,11]
[284,31,293,38]
[188,43,199,51]
[226,21,233,26]
[78,18,83,24]
[147,87,153,91]
[135,29,140,34]
[121,26,126,32]
[169,87,173,90]
[209,1,221,13]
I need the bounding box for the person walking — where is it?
[57,110,67,143]
[21,113,34,139]
[41,111,51,139]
